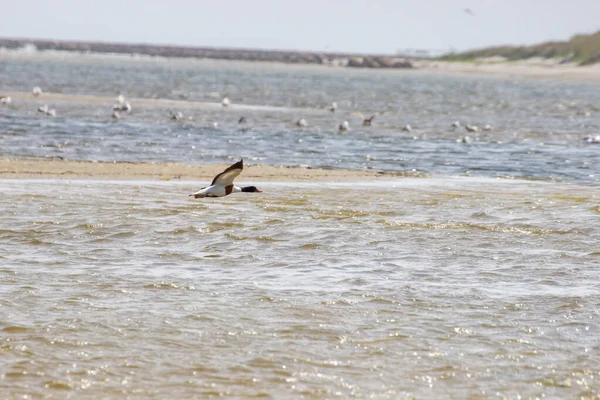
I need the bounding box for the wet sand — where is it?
[0,158,410,181]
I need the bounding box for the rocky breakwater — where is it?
[347,56,413,69]
[0,38,414,69]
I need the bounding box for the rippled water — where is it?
[1,51,599,181]
[1,52,600,399]
[2,179,599,398]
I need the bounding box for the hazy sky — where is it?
[1,0,600,54]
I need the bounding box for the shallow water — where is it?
[1,52,599,181]
[1,52,600,399]
[1,178,599,399]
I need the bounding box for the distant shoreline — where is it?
[0,37,414,70]
[3,38,600,82]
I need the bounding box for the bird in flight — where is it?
[190,159,262,198]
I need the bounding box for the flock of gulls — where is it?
[2,87,600,147]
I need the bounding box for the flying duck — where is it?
[190,159,262,198]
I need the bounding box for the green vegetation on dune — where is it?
[440,30,600,65]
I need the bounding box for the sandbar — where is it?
[0,158,413,181]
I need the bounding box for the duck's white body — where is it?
[193,185,243,198]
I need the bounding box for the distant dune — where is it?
[0,37,413,69]
[440,30,600,65]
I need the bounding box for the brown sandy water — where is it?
[1,177,599,399]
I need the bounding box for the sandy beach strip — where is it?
[415,59,600,82]
[1,91,312,113]
[0,158,414,181]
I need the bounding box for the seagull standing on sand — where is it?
[32,87,43,96]
[190,159,262,198]
[328,102,338,112]
[222,97,231,107]
[0,96,11,105]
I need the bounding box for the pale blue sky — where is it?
[1,0,599,54]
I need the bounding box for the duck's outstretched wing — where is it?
[211,159,244,186]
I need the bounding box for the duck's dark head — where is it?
[241,186,262,193]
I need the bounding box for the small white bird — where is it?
[483,124,493,131]
[190,159,262,198]
[0,96,11,105]
[296,118,308,127]
[583,135,600,144]
[328,102,338,112]
[116,94,126,104]
[112,111,121,119]
[112,102,131,112]
[451,121,461,129]
[338,121,350,132]
[38,105,49,113]
[458,135,471,143]
[222,97,231,107]
[402,124,413,132]
[46,109,56,117]
[32,87,43,96]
